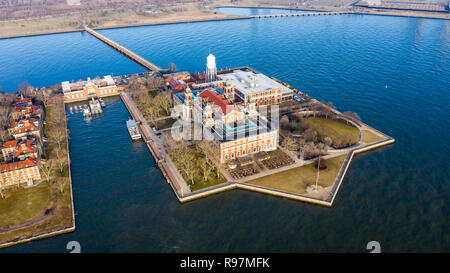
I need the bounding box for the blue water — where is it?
[0,11,449,252]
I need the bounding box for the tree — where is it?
[323,136,333,147]
[343,111,361,124]
[280,115,290,131]
[309,101,321,118]
[40,159,54,183]
[303,128,317,142]
[168,62,177,73]
[314,157,327,170]
[57,178,66,194]
[17,81,33,95]
[200,157,213,182]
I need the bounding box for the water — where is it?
[0,10,449,252]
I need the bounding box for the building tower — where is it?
[206,53,217,83]
[183,87,193,121]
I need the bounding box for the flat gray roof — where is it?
[217,70,293,96]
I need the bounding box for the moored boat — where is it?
[126,119,141,141]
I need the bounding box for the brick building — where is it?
[61,75,118,102]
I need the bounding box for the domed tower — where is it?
[206,53,217,83]
[204,104,214,127]
[224,80,235,101]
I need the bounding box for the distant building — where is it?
[61,75,118,102]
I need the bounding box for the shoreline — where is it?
[0,5,448,40]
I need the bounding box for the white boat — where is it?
[126,119,141,141]
[83,107,91,117]
[99,98,106,107]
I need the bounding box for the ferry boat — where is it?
[126,119,141,141]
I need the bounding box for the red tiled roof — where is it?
[0,159,37,173]
[198,89,233,114]
[13,140,37,158]
[3,140,18,149]
[9,119,39,135]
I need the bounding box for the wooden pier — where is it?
[84,26,162,72]
[250,11,356,18]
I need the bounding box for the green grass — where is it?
[248,154,347,195]
[294,117,360,148]
[0,182,51,229]
[361,130,384,143]
[169,145,227,192]
[0,180,74,244]
[154,117,176,130]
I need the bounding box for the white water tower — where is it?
[206,53,217,83]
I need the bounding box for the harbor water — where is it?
[0,9,449,252]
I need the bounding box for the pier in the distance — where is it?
[84,26,163,72]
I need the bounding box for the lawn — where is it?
[169,145,227,192]
[294,117,360,148]
[247,154,347,195]
[154,117,177,130]
[0,180,74,244]
[361,130,384,143]
[0,182,51,229]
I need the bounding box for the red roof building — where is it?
[0,159,41,188]
[8,118,42,140]
[198,89,234,114]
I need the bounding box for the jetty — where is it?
[250,11,356,18]
[89,97,103,115]
[84,26,163,72]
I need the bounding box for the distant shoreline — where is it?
[0,5,448,40]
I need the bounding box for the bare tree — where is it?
[280,115,290,131]
[309,101,321,118]
[200,157,213,182]
[303,128,317,142]
[40,159,54,183]
[57,178,66,194]
[17,81,33,95]
[168,62,177,73]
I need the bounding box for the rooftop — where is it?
[217,70,293,96]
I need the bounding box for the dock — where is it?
[250,11,356,18]
[120,92,191,197]
[84,26,163,72]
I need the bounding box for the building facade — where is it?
[62,75,118,102]
[0,159,41,189]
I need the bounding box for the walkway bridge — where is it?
[250,11,356,18]
[84,26,163,72]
